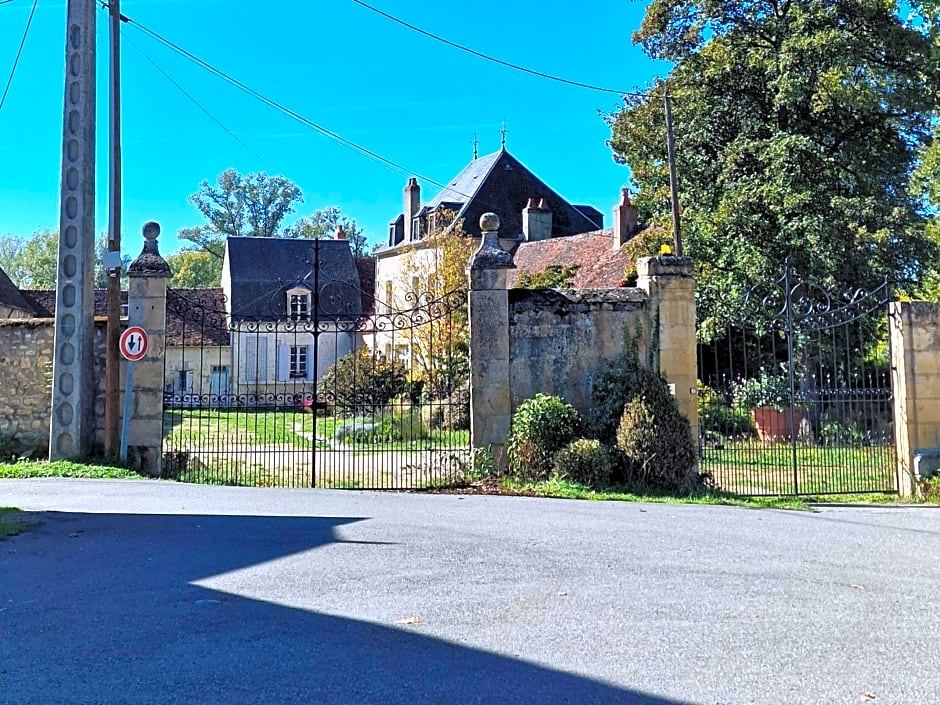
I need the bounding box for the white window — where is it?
[290,345,308,379]
[290,293,309,320]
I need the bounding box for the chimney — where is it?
[613,187,638,249]
[334,225,346,240]
[522,197,553,241]
[403,177,420,241]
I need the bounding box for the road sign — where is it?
[119,326,148,362]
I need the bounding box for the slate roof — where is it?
[355,256,376,315]
[509,230,631,289]
[387,148,603,246]
[223,237,362,321]
[0,264,40,316]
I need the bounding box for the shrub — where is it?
[589,338,647,445]
[420,384,470,431]
[552,438,615,488]
[341,411,427,445]
[698,382,753,439]
[731,368,792,412]
[820,420,865,447]
[615,371,698,491]
[507,393,581,479]
[319,348,408,414]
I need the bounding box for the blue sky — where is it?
[0,0,665,259]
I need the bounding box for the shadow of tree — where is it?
[0,511,691,705]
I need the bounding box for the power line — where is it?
[123,32,282,175]
[0,0,21,6]
[102,5,605,231]
[349,0,650,99]
[0,0,38,113]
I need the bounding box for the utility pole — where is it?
[50,0,96,459]
[664,92,683,257]
[104,0,123,456]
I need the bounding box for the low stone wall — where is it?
[0,318,106,456]
[508,288,650,415]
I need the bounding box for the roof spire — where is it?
[500,121,507,149]
[472,131,479,160]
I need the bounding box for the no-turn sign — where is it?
[119,326,149,362]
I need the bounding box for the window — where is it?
[290,345,308,379]
[178,369,193,392]
[289,293,309,320]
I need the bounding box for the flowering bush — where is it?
[732,368,792,412]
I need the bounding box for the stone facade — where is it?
[890,301,940,497]
[0,318,107,456]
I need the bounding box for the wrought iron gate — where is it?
[161,240,471,490]
[697,264,896,496]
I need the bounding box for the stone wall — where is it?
[890,301,940,496]
[0,318,107,456]
[507,288,650,414]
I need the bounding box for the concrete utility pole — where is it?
[104,0,123,456]
[50,0,96,459]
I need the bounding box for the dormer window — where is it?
[286,286,312,321]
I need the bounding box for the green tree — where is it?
[283,206,369,257]
[607,0,940,339]
[0,228,58,288]
[166,248,223,288]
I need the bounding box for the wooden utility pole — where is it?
[664,92,683,257]
[104,0,123,456]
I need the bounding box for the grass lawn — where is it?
[701,441,896,495]
[0,460,144,479]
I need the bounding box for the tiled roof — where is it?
[20,288,230,347]
[165,288,230,347]
[224,237,362,321]
[509,230,630,289]
[0,265,40,315]
[355,256,376,315]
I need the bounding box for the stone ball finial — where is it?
[480,212,500,233]
[142,221,161,240]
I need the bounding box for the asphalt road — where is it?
[2,478,939,705]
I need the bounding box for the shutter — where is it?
[257,340,268,382]
[244,337,257,382]
[306,345,314,380]
[277,344,290,382]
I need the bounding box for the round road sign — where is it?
[119,326,149,362]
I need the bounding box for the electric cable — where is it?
[0,0,39,113]
[349,0,650,99]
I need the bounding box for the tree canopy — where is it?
[607,0,940,340]
[176,169,370,285]
[0,229,129,289]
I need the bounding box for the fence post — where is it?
[124,221,171,475]
[636,255,698,442]
[468,213,515,469]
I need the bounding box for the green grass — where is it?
[0,460,144,479]
[0,507,27,539]
[499,476,811,510]
[701,441,896,495]
[164,409,470,452]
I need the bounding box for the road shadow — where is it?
[0,511,690,705]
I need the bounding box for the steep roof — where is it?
[509,230,630,289]
[389,149,603,246]
[224,237,362,321]
[0,264,40,316]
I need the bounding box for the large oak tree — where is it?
[607,0,940,340]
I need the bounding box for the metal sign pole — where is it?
[119,361,135,461]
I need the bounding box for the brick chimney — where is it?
[403,177,420,242]
[522,197,553,241]
[613,187,638,249]
[334,225,346,240]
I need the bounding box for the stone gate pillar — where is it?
[637,255,698,442]
[124,222,171,475]
[468,213,515,469]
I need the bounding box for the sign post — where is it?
[119,326,149,460]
